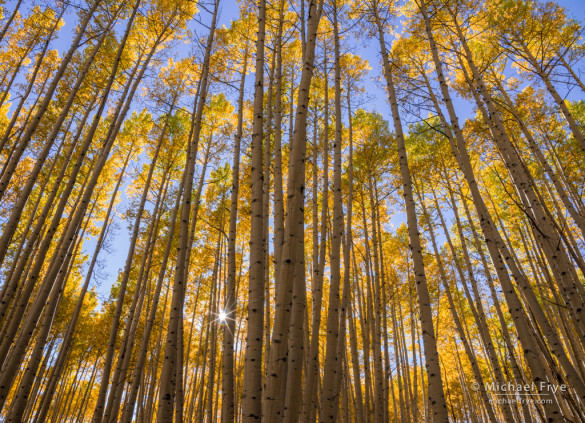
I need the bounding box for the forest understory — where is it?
[0,0,584,421]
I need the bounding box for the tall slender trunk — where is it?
[242,0,266,419]
[320,2,344,419]
[301,64,329,423]
[156,1,219,420]
[222,43,249,423]
[372,5,448,420]
[417,185,500,422]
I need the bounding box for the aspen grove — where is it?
[0,0,585,421]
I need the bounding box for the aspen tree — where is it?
[320,0,345,419]
[263,0,323,420]
[241,0,266,419]
[369,2,449,419]
[223,23,250,423]
[157,1,219,419]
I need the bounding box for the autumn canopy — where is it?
[0,0,584,422]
